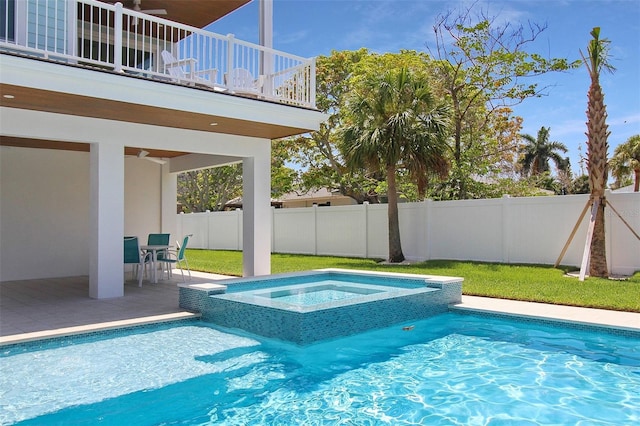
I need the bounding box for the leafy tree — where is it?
[570,174,590,194]
[428,7,579,197]
[518,126,569,177]
[280,49,448,204]
[271,139,297,197]
[281,49,380,203]
[341,68,450,263]
[581,27,615,278]
[610,134,640,191]
[177,165,242,212]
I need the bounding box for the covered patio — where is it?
[0,270,233,341]
[1,51,324,299]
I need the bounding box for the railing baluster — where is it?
[113,2,122,71]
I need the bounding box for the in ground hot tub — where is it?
[179,269,462,345]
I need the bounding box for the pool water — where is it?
[257,280,385,306]
[1,313,639,425]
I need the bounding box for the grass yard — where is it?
[186,250,640,313]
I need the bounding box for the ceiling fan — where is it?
[137,149,167,165]
[131,0,167,16]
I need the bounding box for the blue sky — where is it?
[210,0,640,175]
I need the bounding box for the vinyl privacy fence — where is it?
[176,192,640,275]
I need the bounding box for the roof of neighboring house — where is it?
[224,197,283,209]
[279,188,344,201]
[612,184,636,193]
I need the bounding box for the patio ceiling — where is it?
[0,80,310,159]
[106,0,251,28]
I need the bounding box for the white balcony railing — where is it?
[0,0,316,108]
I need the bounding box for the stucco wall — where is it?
[0,146,164,281]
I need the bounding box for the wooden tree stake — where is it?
[554,199,591,267]
[579,199,600,281]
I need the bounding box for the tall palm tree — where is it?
[519,126,569,177]
[610,134,640,191]
[581,27,615,278]
[341,68,450,263]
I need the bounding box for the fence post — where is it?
[205,210,211,249]
[271,206,276,253]
[501,195,511,263]
[424,199,433,261]
[363,201,369,258]
[113,2,123,72]
[313,204,318,255]
[237,208,242,251]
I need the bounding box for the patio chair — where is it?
[147,233,170,277]
[160,50,222,90]
[224,68,264,96]
[159,234,193,282]
[124,236,152,287]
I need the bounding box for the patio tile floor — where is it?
[0,270,233,343]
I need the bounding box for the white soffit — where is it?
[0,54,327,132]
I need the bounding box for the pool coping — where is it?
[211,277,442,313]
[0,312,201,346]
[178,268,466,289]
[451,295,640,334]
[2,279,638,346]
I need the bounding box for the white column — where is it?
[259,0,273,49]
[242,153,271,276]
[89,142,125,299]
[161,163,177,242]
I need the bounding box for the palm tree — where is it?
[581,27,615,278]
[518,127,568,177]
[610,134,640,191]
[341,68,450,263]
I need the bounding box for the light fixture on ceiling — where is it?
[3,94,15,99]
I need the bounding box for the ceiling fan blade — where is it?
[142,9,167,15]
[144,157,168,165]
[137,149,167,165]
[132,1,166,15]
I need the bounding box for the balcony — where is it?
[0,0,316,109]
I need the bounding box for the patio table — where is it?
[140,245,171,284]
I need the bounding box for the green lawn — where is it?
[186,249,640,313]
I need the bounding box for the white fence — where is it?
[176,192,640,275]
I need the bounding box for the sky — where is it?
[209,0,640,175]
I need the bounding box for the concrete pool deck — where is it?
[1,271,639,345]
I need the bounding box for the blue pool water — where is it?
[1,313,639,425]
[257,280,385,306]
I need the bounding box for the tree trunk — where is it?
[386,165,405,263]
[589,197,608,276]
[586,79,609,278]
[634,168,640,192]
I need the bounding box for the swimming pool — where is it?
[1,313,638,425]
[179,269,463,344]
[256,281,386,306]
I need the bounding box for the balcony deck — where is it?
[0,0,316,109]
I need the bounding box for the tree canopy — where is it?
[341,67,450,262]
